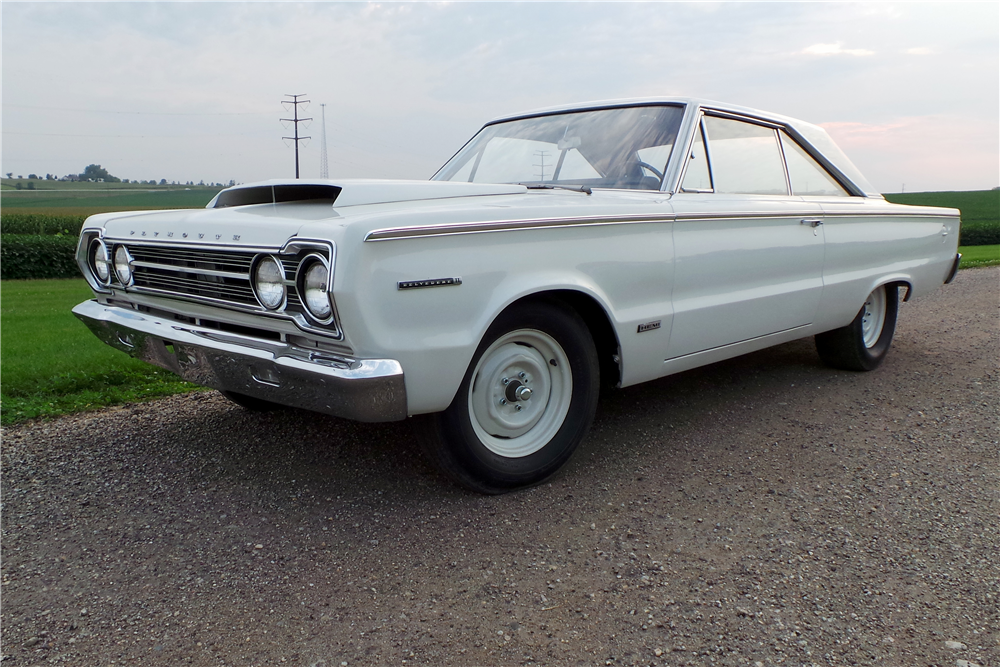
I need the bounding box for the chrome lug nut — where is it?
[499,398,508,406]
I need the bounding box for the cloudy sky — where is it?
[2,2,997,193]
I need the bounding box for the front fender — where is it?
[336,222,675,414]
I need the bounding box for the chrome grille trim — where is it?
[91,237,341,339]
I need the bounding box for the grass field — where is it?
[959,244,1000,268]
[883,190,998,223]
[1,187,222,212]
[0,279,202,425]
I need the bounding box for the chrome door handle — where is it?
[800,218,823,228]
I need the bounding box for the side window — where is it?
[780,132,849,196]
[703,116,788,195]
[680,122,712,192]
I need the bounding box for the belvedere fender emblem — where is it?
[398,277,463,290]
[637,320,661,333]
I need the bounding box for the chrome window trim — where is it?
[704,108,865,197]
[676,114,718,195]
[773,126,793,197]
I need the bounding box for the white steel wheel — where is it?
[468,329,573,458]
[860,286,887,348]
[419,299,600,494]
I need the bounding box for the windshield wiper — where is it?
[520,183,592,195]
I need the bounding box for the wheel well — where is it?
[504,290,621,388]
[882,280,913,302]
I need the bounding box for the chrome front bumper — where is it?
[73,300,407,422]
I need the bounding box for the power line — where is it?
[4,103,269,116]
[281,94,311,179]
[3,130,273,138]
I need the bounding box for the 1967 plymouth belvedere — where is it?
[74,97,961,493]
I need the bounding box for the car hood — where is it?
[212,178,528,208]
[88,180,529,246]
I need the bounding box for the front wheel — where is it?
[815,284,899,371]
[421,300,600,494]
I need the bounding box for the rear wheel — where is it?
[421,300,599,494]
[816,284,899,371]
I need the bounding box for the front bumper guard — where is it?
[73,300,407,422]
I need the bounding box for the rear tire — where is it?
[421,300,599,494]
[816,284,899,371]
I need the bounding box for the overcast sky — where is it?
[2,1,997,193]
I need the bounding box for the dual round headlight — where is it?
[253,256,286,310]
[88,239,111,285]
[298,255,333,322]
[88,239,134,287]
[251,253,333,324]
[113,245,133,285]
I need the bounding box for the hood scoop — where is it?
[213,184,342,208]
[211,179,526,210]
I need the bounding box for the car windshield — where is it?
[433,105,685,191]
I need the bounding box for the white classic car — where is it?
[74,98,961,493]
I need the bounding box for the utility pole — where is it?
[533,150,551,181]
[319,103,329,179]
[281,94,312,179]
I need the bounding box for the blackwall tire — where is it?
[421,300,600,494]
[816,284,899,372]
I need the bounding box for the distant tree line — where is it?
[4,165,235,188]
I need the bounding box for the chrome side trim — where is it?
[665,323,811,362]
[365,213,677,242]
[811,211,961,219]
[73,300,407,422]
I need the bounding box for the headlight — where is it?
[89,239,111,284]
[113,245,133,285]
[253,255,286,310]
[299,255,333,322]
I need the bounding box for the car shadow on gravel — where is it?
[155,335,832,509]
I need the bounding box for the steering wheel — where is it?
[637,160,664,180]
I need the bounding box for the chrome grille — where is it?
[90,237,340,338]
[127,246,259,306]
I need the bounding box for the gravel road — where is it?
[2,268,997,667]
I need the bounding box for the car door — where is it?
[665,113,826,360]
